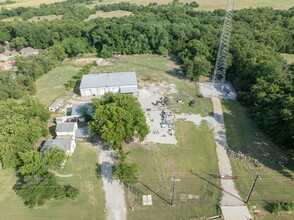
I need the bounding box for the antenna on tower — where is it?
[212,0,234,84]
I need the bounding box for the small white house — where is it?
[55,122,77,136]
[41,138,76,156]
[49,99,64,112]
[79,72,138,97]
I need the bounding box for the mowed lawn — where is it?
[222,100,294,220]
[34,65,80,106]
[125,122,221,219]
[91,54,212,116]
[0,142,105,220]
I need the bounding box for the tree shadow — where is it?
[222,100,294,180]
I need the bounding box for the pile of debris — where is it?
[225,147,259,165]
[152,96,169,108]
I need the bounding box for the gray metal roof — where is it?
[80,72,137,89]
[75,127,90,138]
[71,103,92,116]
[41,138,73,153]
[56,122,76,133]
[20,47,39,54]
[49,99,64,110]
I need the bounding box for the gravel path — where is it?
[211,98,252,220]
[97,146,127,220]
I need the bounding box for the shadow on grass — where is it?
[222,100,294,180]
[138,180,172,206]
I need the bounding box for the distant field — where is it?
[222,100,294,220]
[281,53,294,64]
[2,0,293,10]
[84,10,133,21]
[0,142,105,220]
[87,0,293,10]
[28,15,63,22]
[34,65,80,106]
[125,122,221,219]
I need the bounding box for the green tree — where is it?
[89,93,149,149]
[10,37,27,51]
[113,151,139,184]
[18,148,66,175]
[14,173,79,208]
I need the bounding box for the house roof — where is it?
[49,99,64,110]
[71,103,92,116]
[80,72,137,89]
[0,54,10,61]
[41,138,73,153]
[20,47,38,54]
[56,122,76,133]
[75,127,90,138]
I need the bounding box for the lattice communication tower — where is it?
[212,0,234,84]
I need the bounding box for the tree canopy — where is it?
[89,93,149,149]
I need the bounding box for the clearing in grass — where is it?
[124,121,221,219]
[222,100,294,220]
[281,53,294,64]
[84,10,133,21]
[0,142,105,220]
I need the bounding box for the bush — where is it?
[190,1,199,8]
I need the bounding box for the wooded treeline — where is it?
[0,2,293,150]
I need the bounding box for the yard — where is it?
[0,142,105,220]
[34,65,80,106]
[91,54,213,116]
[222,100,294,220]
[124,121,221,219]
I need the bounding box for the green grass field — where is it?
[125,121,221,219]
[0,142,105,220]
[34,65,80,106]
[281,53,294,64]
[222,100,294,220]
[91,54,212,116]
[2,0,292,10]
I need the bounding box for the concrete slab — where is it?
[221,206,252,220]
[198,81,236,100]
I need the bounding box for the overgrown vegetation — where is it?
[0,97,79,207]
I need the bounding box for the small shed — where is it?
[49,99,64,112]
[56,122,77,136]
[41,138,76,155]
[20,47,39,56]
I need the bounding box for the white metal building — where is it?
[79,72,138,97]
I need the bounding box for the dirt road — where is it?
[98,146,127,220]
[211,97,252,220]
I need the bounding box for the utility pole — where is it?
[170,176,180,206]
[245,173,260,204]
